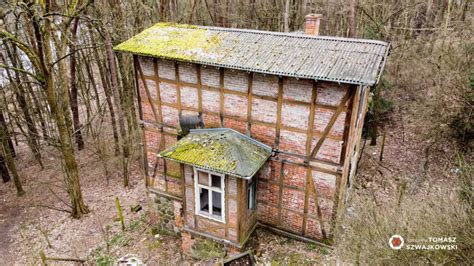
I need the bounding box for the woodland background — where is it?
[0,0,472,264]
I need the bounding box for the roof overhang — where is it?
[158,128,272,179]
[114,23,390,86]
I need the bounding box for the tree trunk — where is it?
[4,44,44,168]
[283,0,290,32]
[69,18,85,150]
[41,3,89,217]
[348,0,357,37]
[0,111,24,196]
[370,86,380,146]
[88,25,120,155]
[0,153,11,183]
[104,29,130,187]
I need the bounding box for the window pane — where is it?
[247,186,251,209]
[198,171,208,186]
[212,191,222,216]
[211,174,221,188]
[200,188,209,212]
[248,181,256,210]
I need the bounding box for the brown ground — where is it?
[0,143,149,264]
[0,81,466,265]
[0,142,328,265]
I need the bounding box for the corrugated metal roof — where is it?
[114,23,390,86]
[158,128,272,179]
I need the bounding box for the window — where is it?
[194,168,225,222]
[247,178,257,210]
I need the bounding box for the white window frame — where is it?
[194,167,226,223]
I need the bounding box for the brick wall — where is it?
[136,56,355,243]
[183,165,241,244]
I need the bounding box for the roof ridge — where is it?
[191,25,388,46]
[114,23,390,86]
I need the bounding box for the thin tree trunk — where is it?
[88,25,120,155]
[69,18,85,150]
[104,29,130,187]
[283,0,290,32]
[41,1,89,217]
[4,44,44,168]
[0,111,24,196]
[188,0,197,23]
[348,0,357,37]
[0,153,10,183]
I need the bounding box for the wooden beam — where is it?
[136,58,159,123]
[246,72,253,136]
[258,178,305,192]
[309,90,352,160]
[148,187,183,201]
[151,59,167,189]
[269,156,340,176]
[276,160,285,226]
[275,77,284,148]
[196,64,203,114]
[152,59,164,125]
[339,85,358,165]
[302,81,318,235]
[308,167,328,238]
[224,174,229,238]
[180,164,187,228]
[257,222,332,247]
[133,56,149,184]
[257,200,305,215]
[133,56,144,121]
[330,85,361,239]
[219,68,225,126]
[236,177,242,242]
[174,62,182,116]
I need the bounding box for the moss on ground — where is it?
[190,238,225,260]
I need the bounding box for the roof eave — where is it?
[114,49,377,86]
[157,153,271,179]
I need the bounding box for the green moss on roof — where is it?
[158,128,271,178]
[113,22,222,61]
[114,23,390,85]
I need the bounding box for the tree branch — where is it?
[0,63,44,83]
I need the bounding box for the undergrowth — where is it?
[335,156,473,264]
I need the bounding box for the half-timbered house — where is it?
[114,14,390,248]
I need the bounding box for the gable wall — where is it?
[135,55,363,243]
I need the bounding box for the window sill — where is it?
[196,211,225,224]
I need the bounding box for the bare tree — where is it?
[348,0,357,37]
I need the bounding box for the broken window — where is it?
[195,168,225,222]
[247,178,257,210]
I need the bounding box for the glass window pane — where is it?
[211,174,221,188]
[200,188,209,212]
[247,186,251,209]
[248,181,256,210]
[212,191,222,216]
[198,171,208,186]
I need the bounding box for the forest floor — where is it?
[0,85,467,265]
[0,142,327,265]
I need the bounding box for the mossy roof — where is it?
[158,128,272,179]
[114,23,390,86]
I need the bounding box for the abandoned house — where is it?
[114,14,390,248]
